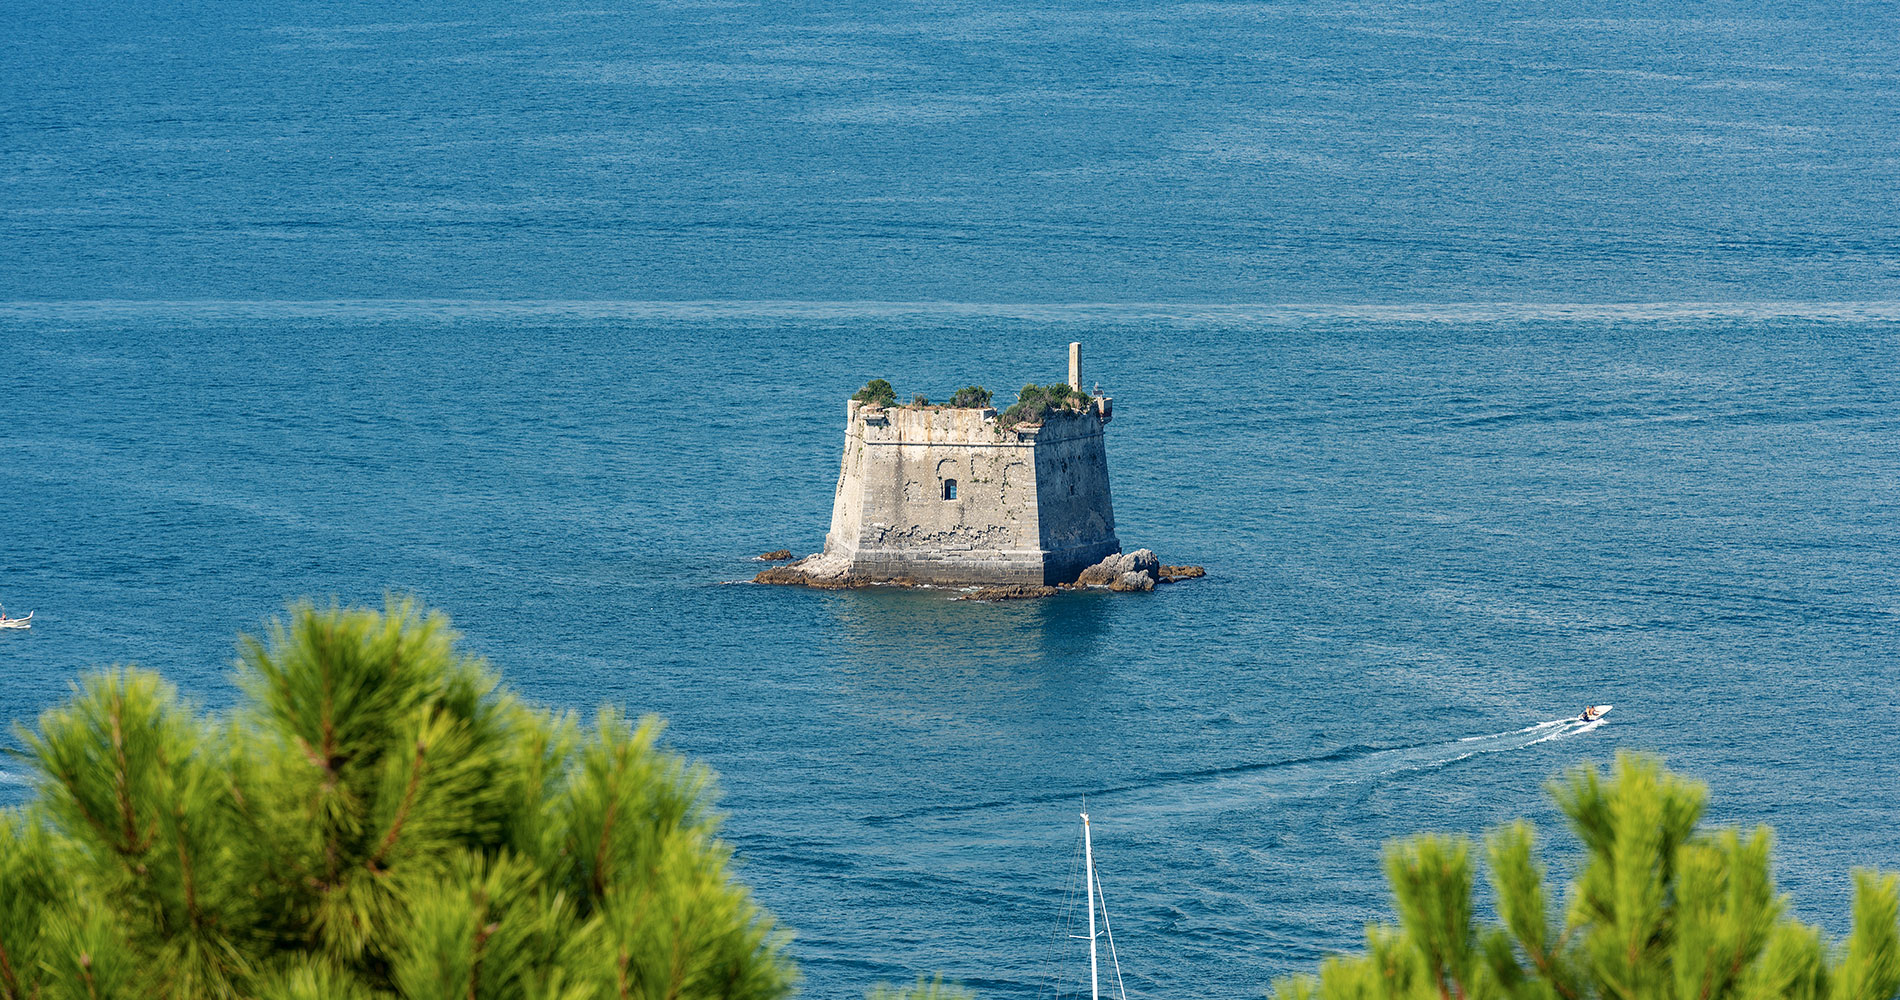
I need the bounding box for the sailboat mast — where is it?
[1083,811,1100,1000]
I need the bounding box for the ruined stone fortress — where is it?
[763,344,1124,587]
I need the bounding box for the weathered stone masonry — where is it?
[819,403,1120,585]
[761,344,1125,587]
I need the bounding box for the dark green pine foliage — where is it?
[851,380,899,408]
[946,387,992,410]
[1274,753,1900,1000]
[997,383,1089,428]
[0,600,796,1000]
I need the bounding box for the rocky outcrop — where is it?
[1074,561,1120,587]
[1120,549,1160,577]
[1075,548,1156,586]
[960,584,1059,601]
[756,545,1202,595]
[1075,549,1160,591]
[1068,549,1205,592]
[753,552,860,588]
[756,549,795,561]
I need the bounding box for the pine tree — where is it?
[0,599,796,1000]
[1273,753,1900,1000]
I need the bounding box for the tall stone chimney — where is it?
[1069,342,1082,391]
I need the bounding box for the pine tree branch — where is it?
[368,739,429,874]
[462,883,496,1000]
[317,624,343,884]
[1714,936,1751,1000]
[1523,929,1582,1000]
[227,774,317,889]
[468,919,497,1000]
[173,799,201,929]
[0,936,19,1000]
[153,742,204,933]
[591,741,631,899]
[319,619,335,761]
[49,761,120,854]
[592,796,620,900]
[109,688,148,855]
[665,908,689,1000]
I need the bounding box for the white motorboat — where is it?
[1580,704,1611,722]
[0,610,30,630]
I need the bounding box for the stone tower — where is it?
[772,344,1121,587]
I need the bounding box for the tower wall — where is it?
[820,400,1120,585]
[1030,410,1121,582]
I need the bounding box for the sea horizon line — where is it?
[4,298,1900,324]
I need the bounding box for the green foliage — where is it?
[947,386,992,409]
[1272,752,1900,1000]
[909,394,931,409]
[997,383,1090,428]
[852,379,898,408]
[0,599,795,1000]
[867,974,976,1000]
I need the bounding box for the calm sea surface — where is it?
[4,3,1900,999]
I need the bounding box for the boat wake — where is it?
[1437,714,1602,762]
[871,714,1610,826]
[1101,715,1609,824]
[1458,718,1566,742]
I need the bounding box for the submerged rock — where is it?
[757,549,796,561]
[1158,565,1206,583]
[962,584,1059,601]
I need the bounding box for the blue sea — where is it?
[3,3,1899,999]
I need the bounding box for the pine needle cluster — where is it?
[1275,752,1900,1000]
[0,600,796,1000]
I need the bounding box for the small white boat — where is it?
[0,611,30,630]
[1580,704,1612,722]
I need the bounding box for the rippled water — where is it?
[6,1,1900,997]
[4,305,1896,998]
[7,2,1900,304]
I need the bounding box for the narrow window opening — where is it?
[942,479,958,501]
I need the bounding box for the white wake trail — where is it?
[1093,715,1609,825]
[1459,719,1568,742]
